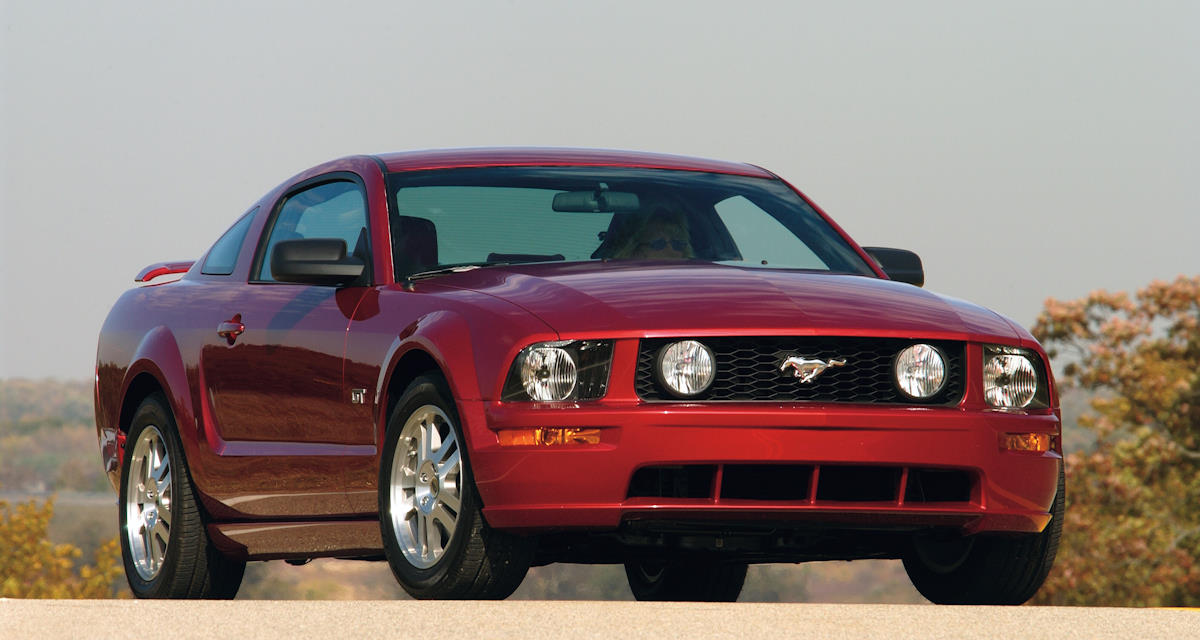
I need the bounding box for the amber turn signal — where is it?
[498,428,602,447]
[1000,432,1053,453]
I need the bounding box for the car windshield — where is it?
[386,167,875,280]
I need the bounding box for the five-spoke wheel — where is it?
[380,374,532,599]
[118,394,245,598]
[389,404,463,569]
[124,424,173,580]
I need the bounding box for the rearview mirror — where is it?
[552,190,640,212]
[271,238,365,286]
[863,246,924,287]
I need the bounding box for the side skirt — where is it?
[208,519,383,561]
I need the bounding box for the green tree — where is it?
[0,496,124,598]
[1031,275,1200,606]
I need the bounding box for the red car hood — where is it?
[428,261,1020,341]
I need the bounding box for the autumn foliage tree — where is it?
[1030,275,1200,606]
[0,496,124,598]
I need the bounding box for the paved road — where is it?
[2,600,1198,639]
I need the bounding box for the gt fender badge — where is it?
[779,356,846,383]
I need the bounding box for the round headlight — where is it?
[657,340,716,398]
[520,345,577,401]
[983,354,1037,408]
[894,344,947,399]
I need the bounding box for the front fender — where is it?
[373,308,557,445]
[374,301,557,453]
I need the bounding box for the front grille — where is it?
[636,337,964,404]
[627,464,974,504]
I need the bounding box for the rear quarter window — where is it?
[201,209,257,276]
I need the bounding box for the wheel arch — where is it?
[118,372,167,438]
[98,371,167,490]
[382,348,446,434]
[373,312,486,445]
[106,326,200,489]
[372,306,545,513]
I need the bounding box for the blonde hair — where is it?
[609,199,694,259]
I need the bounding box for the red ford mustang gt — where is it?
[95,148,1062,602]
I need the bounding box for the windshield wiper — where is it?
[403,262,509,283]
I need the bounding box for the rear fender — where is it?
[115,326,200,476]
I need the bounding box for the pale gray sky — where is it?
[2,0,1197,379]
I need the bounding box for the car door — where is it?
[198,175,376,518]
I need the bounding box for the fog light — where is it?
[894,344,947,399]
[657,340,716,398]
[497,428,602,446]
[1000,432,1052,453]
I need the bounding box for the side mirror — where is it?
[271,238,365,286]
[863,246,924,287]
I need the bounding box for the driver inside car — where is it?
[609,206,695,260]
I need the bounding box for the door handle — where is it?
[217,315,245,344]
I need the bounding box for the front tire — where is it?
[624,559,748,601]
[379,374,532,599]
[903,466,1065,605]
[119,393,245,598]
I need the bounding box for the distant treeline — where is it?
[0,379,108,493]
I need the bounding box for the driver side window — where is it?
[256,180,369,282]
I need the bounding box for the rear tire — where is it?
[379,374,533,599]
[903,465,1064,605]
[624,559,747,602]
[119,393,245,599]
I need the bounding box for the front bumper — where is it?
[461,400,1061,535]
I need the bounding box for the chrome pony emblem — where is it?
[779,356,846,383]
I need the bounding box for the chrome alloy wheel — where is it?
[389,404,462,569]
[124,424,173,581]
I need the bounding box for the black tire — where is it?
[379,374,533,599]
[119,393,245,599]
[903,465,1065,605]
[624,559,748,602]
